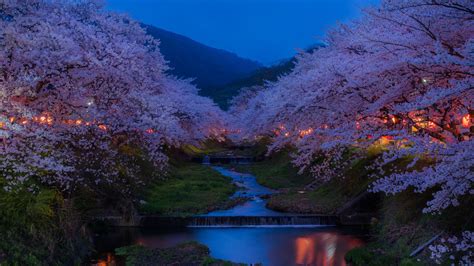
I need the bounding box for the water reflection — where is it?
[93,227,365,266]
[294,232,363,266]
[95,253,116,266]
[93,167,365,265]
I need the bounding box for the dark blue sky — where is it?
[107,0,378,65]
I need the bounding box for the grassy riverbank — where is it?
[116,241,246,266]
[267,152,377,214]
[141,162,237,216]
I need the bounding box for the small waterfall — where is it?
[95,215,338,228]
[202,155,211,165]
[187,216,337,227]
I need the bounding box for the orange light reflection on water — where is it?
[294,232,364,266]
[95,253,116,266]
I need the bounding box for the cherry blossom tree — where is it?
[231,4,473,263]
[429,231,473,265]
[231,0,473,213]
[0,0,224,193]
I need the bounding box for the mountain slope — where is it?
[205,44,326,109]
[201,59,297,109]
[143,25,262,90]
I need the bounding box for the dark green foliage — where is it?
[345,247,392,266]
[345,188,473,266]
[345,246,426,266]
[0,179,88,265]
[0,143,162,265]
[202,59,296,109]
[348,152,473,265]
[204,43,325,109]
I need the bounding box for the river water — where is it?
[203,166,286,217]
[92,166,366,265]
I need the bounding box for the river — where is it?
[92,166,366,265]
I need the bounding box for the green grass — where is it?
[266,169,372,214]
[261,149,379,214]
[116,241,245,266]
[141,163,236,216]
[266,184,348,214]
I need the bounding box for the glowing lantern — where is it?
[462,114,471,128]
[98,124,107,131]
[299,128,313,137]
[75,120,82,125]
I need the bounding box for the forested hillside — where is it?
[144,25,261,92]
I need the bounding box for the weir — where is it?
[98,215,339,228]
[187,215,338,227]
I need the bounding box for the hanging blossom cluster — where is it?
[0,0,226,192]
[230,0,473,213]
[429,231,474,265]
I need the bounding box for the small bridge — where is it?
[196,156,255,165]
